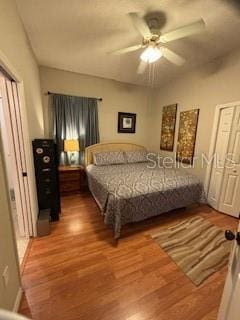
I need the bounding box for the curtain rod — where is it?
[45,91,102,101]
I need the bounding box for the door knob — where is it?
[233,169,237,173]
[225,230,240,245]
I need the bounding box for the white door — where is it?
[0,74,32,236]
[0,76,26,236]
[11,81,33,235]
[218,222,240,320]
[219,106,240,218]
[208,107,234,209]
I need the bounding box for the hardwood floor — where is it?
[19,192,238,320]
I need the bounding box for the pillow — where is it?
[125,150,148,163]
[93,151,125,166]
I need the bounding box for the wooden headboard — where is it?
[85,142,146,166]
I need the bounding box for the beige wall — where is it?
[40,50,240,183]
[151,49,240,182]
[0,0,44,139]
[0,0,44,311]
[0,139,21,310]
[40,66,154,149]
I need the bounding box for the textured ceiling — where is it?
[16,0,240,87]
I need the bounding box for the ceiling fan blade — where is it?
[137,60,148,74]
[109,44,142,55]
[161,47,185,66]
[128,12,152,38]
[160,19,205,43]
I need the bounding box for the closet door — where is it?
[0,76,26,236]
[0,75,32,236]
[208,107,234,209]
[11,81,33,234]
[219,106,240,217]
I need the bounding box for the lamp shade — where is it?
[64,139,80,152]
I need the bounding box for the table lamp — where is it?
[64,139,80,166]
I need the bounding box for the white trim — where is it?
[0,50,20,82]
[204,100,240,196]
[19,236,31,268]
[12,287,23,312]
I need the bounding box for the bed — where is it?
[85,143,205,238]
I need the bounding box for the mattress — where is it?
[86,162,205,238]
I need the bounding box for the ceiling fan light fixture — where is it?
[140,46,162,63]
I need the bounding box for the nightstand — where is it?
[58,165,87,196]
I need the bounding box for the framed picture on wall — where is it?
[176,108,199,164]
[160,104,178,151]
[118,112,136,133]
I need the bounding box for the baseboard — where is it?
[20,238,32,275]
[13,287,23,312]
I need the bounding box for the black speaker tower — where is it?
[32,139,60,221]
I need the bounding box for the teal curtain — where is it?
[52,94,99,165]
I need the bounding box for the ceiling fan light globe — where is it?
[140,47,162,63]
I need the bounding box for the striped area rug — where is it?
[151,216,231,286]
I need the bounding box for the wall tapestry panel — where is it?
[176,109,199,164]
[160,104,177,151]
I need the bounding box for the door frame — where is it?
[217,222,240,320]
[0,49,38,236]
[204,101,240,197]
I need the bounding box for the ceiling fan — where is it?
[110,13,206,74]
